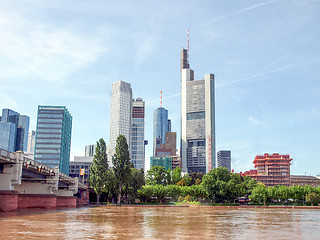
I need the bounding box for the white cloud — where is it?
[0,8,109,83]
[248,116,267,127]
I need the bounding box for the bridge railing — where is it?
[0,148,16,163]
[22,156,55,176]
[59,171,75,184]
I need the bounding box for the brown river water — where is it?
[0,206,320,239]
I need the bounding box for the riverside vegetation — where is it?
[89,136,320,206]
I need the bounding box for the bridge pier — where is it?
[0,191,19,212]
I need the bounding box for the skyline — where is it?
[0,0,319,175]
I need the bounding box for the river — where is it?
[1,206,320,239]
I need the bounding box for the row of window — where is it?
[38,118,63,123]
[37,128,62,133]
[36,133,61,138]
[36,149,60,154]
[37,123,62,128]
[36,144,61,149]
[36,139,61,143]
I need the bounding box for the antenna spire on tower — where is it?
[160,90,162,108]
[187,29,189,64]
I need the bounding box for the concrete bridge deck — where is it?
[0,148,88,212]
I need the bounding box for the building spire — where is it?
[187,29,189,65]
[160,90,162,108]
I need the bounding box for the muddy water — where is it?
[1,206,320,239]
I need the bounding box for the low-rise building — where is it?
[290,175,320,187]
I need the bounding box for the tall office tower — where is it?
[217,150,231,171]
[131,98,145,170]
[85,144,97,157]
[181,48,216,173]
[34,106,72,175]
[109,81,132,159]
[0,109,29,152]
[153,107,169,154]
[26,130,36,159]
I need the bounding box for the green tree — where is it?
[152,184,168,202]
[250,183,268,205]
[166,185,181,201]
[182,174,192,186]
[172,167,182,184]
[146,166,170,185]
[289,185,305,204]
[112,135,132,205]
[277,185,290,203]
[189,172,204,185]
[137,185,153,202]
[89,138,108,203]
[127,168,145,203]
[202,168,231,202]
[306,192,320,206]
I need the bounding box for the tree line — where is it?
[89,136,320,206]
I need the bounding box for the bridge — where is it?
[0,148,89,212]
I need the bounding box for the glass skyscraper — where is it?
[109,80,132,162]
[34,106,72,175]
[153,107,170,155]
[0,109,29,152]
[217,150,231,171]
[181,48,216,173]
[131,98,145,170]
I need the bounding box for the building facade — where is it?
[153,107,170,154]
[217,150,231,171]
[85,144,96,157]
[290,175,320,187]
[150,156,172,171]
[69,156,93,184]
[109,81,132,161]
[0,109,29,152]
[34,106,72,175]
[131,98,145,170]
[242,153,292,187]
[180,48,216,173]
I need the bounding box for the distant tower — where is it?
[131,98,145,170]
[85,144,97,157]
[180,30,216,173]
[0,109,29,152]
[34,106,72,175]
[153,92,170,155]
[217,150,231,171]
[109,80,132,160]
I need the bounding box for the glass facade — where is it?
[150,156,172,171]
[0,122,16,152]
[153,107,169,154]
[109,81,132,162]
[131,98,145,170]
[217,150,231,171]
[181,48,216,174]
[34,106,72,175]
[0,109,30,152]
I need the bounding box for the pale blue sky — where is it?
[0,0,319,175]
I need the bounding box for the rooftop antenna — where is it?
[187,29,190,65]
[160,90,162,108]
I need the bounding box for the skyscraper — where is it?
[153,107,169,154]
[181,48,216,173]
[34,106,72,175]
[131,98,145,170]
[109,80,132,159]
[217,150,231,171]
[0,109,29,152]
[85,144,97,157]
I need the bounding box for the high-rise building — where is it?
[217,150,231,171]
[0,109,29,152]
[150,156,172,171]
[109,80,132,161]
[85,144,97,157]
[25,130,36,159]
[242,153,292,187]
[34,106,72,175]
[131,98,145,170]
[180,48,216,173]
[153,107,169,154]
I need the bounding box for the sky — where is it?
[0,0,319,175]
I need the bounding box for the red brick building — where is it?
[242,153,292,187]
